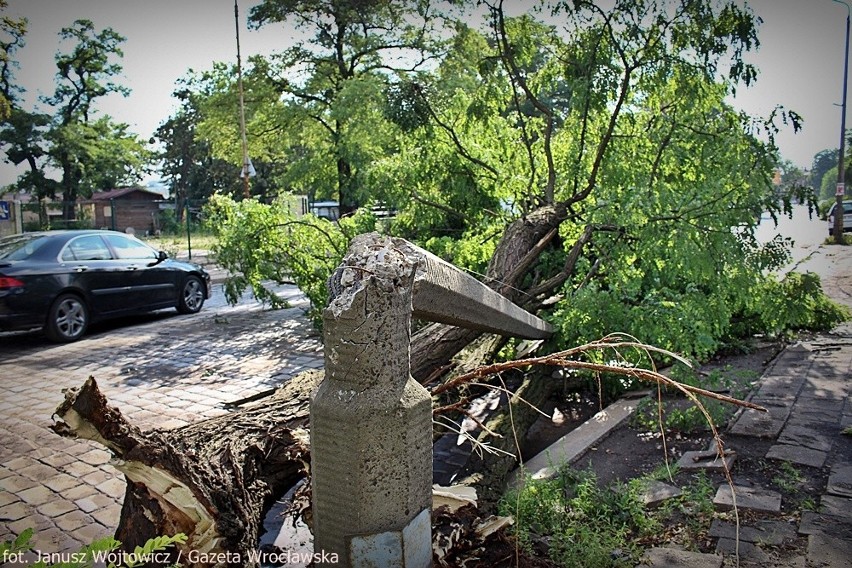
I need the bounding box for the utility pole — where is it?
[833,0,850,243]
[235,0,251,199]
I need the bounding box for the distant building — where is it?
[86,187,165,234]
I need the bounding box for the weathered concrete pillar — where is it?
[310,232,553,567]
[311,234,432,567]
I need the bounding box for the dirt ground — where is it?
[523,340,785,486]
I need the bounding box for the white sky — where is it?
[0,0,847,188]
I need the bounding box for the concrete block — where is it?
[826,463,852,498]
[640,481,683,508]
[512,398,638,485]
[713,485,781,515]
[640,547,723,567]
[806,533,852,568]
[765,444,827,469]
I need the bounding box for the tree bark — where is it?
[51,372,319,562]
[411,203,567,382]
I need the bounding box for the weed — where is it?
[632,367,757,434]
[502,465,726,567]
[772,461,804,493]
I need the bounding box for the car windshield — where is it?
[0,234,51,261]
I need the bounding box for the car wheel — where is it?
[177,275,205,314]
[46,293,89,342]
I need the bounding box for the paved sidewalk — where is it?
[0,285,323,554]
[642,245,852,567]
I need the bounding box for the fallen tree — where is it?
[51,372,317,558]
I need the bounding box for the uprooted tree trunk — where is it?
[51,204,579,558]
[51,371,318,558]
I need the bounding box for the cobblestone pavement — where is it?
[642,245,852,567]
[0,284,323,554]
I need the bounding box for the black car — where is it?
[0,230,211,342]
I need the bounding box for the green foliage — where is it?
[736,272,850,338]
[501,468,654,567]
[632,366,757,433]
[205,194,376,327]
[502,466,724,567]
[772,461,804,494]
[1,529,186,568]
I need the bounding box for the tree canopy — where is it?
[203,0,845,365]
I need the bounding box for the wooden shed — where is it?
[87,187,165,234]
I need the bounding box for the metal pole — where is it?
[834,0,850,243]
[235,0,251,199]
[186,201,192,260]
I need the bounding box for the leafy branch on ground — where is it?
[0,528,187,568]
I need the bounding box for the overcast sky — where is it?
[0,0,847,188]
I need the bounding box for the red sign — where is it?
[838,183,846,196]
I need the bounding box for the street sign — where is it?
[0,201,9,221]
[837,183,846,196]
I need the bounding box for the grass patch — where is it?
[501,466,719,567]
[143,232,218,258]
[631,366,757,434]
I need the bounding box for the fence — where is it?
[7,199,212,237]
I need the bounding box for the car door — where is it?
[58,234,129,315]
[102,233,177,310]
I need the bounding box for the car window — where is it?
[61,235,113,261]
[0,234,51,260]
[103,234,158,260]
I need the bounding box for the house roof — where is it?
[88,187,164,201]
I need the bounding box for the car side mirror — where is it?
[157,250,168,263]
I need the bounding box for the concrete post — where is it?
[310,233,553,567]
[311,234,432,567]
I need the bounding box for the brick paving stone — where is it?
[53,510,96,533]
[19,462,68,483]
[1,285,323,553]
[76,448,111,467]
[0,501,31,522]
[766,444,827,469]
[7,510,52,533]
[3,456,35,471]
[75,492,119,513]
[94,477,127,498]
[0,492,20,507]
[17,485,55,507]
[41,473,85,493]
[80,469,114,488]
[34,449,77,467]
[713,485,781,515]
[90,504,121,527]
[36,499,78,518]
[58,461,101,479]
